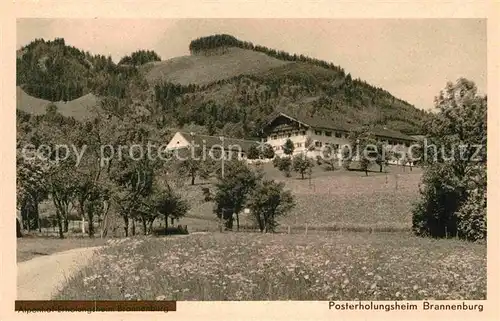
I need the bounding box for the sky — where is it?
[17,18,486,110]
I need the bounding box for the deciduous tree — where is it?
[213,160,263,230]
[412,78,486,240]
[247,179,295,232]
[283,139,295,156]
[292,153,314,179]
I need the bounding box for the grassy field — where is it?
[180,163,423,232]
[142,47,289,86]
[56,232,486,301]
[17,236,107,263]
[17,86,99,121]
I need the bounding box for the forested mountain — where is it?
[17,38,142,101]
[16,34,430,138]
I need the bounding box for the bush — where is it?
[272,155,281,168]
[275,156,292,177]
[411,165,463,238]
[456,187,486,241]
[262,144,275,159]
[247,145,260,160]
[201,187,212,202]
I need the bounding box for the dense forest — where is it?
[17,38,145,101]
[17,35,430,138]
[118,50,162,66]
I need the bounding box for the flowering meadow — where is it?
[56,232,486,301]
[184,167,422,232]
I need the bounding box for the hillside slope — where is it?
[17,86,99,121]
[16,36,429,136]
[142,47,290,86]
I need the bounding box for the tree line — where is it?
[118,50,161,66]
[189,34,345,75]
[17,39,159,101]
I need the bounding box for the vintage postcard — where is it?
[1,1,498,320]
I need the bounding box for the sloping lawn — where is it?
[56,232,486,301]
[182,166,422,231]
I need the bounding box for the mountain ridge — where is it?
[16,35,429,137]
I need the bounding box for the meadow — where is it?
[181,163,422,233]
[24,164,486,301]
[56,232,486,301]
[28,162,421,238]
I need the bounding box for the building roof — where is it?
[291,113,353,132]
[179,132,259,152]
[370,127,417,142]
[264,112,416,141]
[411,135,426,141]
[263,112,353,132]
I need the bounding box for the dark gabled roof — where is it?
[291,113,353,132]
[179,132,258,152]
[411,135,426,141]
[370,127,417,142]
[264,112,416,141]
[263,112,353,132]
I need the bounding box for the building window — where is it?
[325,131,332,137]
[315,141,323,147]
[335,132,342,138]
[405,142,410,147]
[271,135,277,140]
[300,130,306,136]
[295,143,303,148]
[315,130,322,136]
[287,133,292,138]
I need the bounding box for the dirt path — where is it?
[17,246,103,300]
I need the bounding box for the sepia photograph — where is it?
[13,16,488,311]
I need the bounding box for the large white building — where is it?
[261,112,417,159]
[166,131,258,160]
